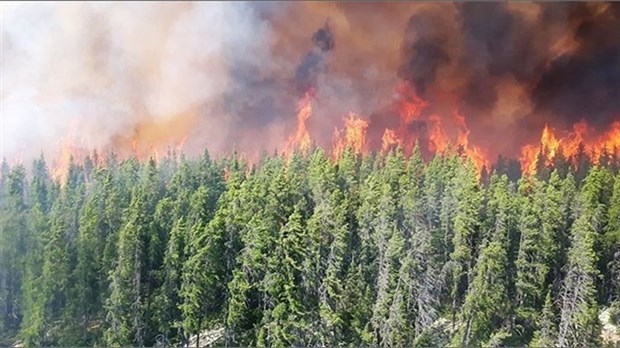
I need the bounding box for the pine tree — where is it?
[529,290,558,347]
[557,167,605,347]
[105,187,151,346]
[605,175,620,302]
[449,159,482,322]
[401,143,443,340]
[515,171,564,338]
[535,148,550,182]
[552,146,570,179]
[105,160,164,347]
[573,142,591,184]
[456,175,510,346]
[39,161,85,345]
[303,148,351,345]
[360,149,408,345]
[18,158,52,345]
[70,167,110,344]
[0,165,28,340]
[19,201,48,346]
[179,186,229,346]
[227,157,284,345]
[259,205,310,347]
[153,218,187,345]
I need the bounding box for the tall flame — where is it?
[454,109,488,172]
[600,121,620,153]
[428,115,450,154]
[381,128,400,153]
[284,90,314,156]
[332,112,369,158]
[520,120,620,175]
[51,120,87,183]
[23,78,620,184]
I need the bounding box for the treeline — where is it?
[0,145,619,347]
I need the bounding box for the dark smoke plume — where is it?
[295,21,334,94]
[396,2,620,156]
[3,2,620,163]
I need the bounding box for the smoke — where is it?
[1,2,278,162]
[295,21,334,95]
[533,3,620,129]
[396,2,620,156]
[2,2,619,164]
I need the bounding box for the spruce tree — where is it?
[605,175,620,302]
[557,167,605,347]
[449,159,482,322]
[0,165,28,341]
[529,291,558,347]
[456,175,511,346]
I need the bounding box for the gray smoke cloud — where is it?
[2,2,619,165]
[1,2,411,164]
[395,2,620,156]
[1,2,282,162]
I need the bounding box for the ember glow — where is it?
[2,2,620,180]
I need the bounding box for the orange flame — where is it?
[30,74,620,185]
[333,112,369,158]
[284,90,314,156]
[454,108,488,172]
[381,128,400,153]
[399,94,429,125]
[51,120,88,183]
[600,121,620,153]
[428,115,450,153]
[520,120,620,175]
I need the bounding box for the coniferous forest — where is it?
[1,145,619,347]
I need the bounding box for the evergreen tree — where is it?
[605,175,620,302]
[529,291,558,347]
[515,171,564,338]
[2,145,618,347]
[36,160,85,345]
[105,187,151,346]
[449,159,482,322]
[557,167,605,347]
[258,205,310,346]
[0,165,28,341]
[179,186,229,346]
[105,160,163,346]
[455,175,511,346]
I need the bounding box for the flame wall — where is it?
[2,2,619,169]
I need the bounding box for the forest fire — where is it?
[520,120,620,175]
[50,125,189,183]
[283,90,314,156]
[44,85,619,183]
[381,129,400,153]
[3,4,620,347]
[332,112,369,159]
[4,2,620,183]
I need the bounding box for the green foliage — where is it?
[0,149,617,346]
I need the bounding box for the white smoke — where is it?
[1,1,274,163]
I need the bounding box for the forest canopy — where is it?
[1,145,619,347]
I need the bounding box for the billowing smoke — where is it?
[2,2,619,165]
[1,2,281,162]
[295,21,334,95]
[395,2,620,156]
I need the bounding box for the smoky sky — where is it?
[2,2,619,163]
[295,21,334,95]
[396,2,620,155]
